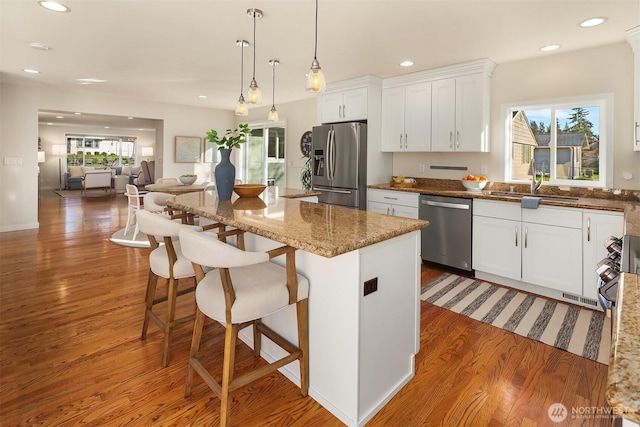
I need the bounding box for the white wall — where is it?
[0,79,233,231]
[392,43,640,190]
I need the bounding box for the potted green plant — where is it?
[206,123,251,200]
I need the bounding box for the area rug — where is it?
[109,228,150,248]
[421,273,611,365]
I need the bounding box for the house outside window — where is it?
[503,94,611,188]
[66,135,137,167]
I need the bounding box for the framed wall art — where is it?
[175,136,202,163]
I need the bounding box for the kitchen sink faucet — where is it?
[530,160,542,194]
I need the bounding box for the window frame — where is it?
[238,119,287,187]
[501,93,613,188]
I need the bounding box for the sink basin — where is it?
[488,192,579,204]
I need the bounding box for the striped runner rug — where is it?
[421,273,611,365]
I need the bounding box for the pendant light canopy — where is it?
[268,59,279,122]
[306,0,326,92]
[247,8,263,104]
[235,39,249,116]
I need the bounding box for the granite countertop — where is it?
[169,190,428,258]
[272,187,321,199]
[369,179,640,235]
[607,273,640,422]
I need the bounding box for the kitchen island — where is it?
[169,191,429,426]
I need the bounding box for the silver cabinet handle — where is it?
[338,105,343,118]
[391,207,395,216]
[515,225,519,247]
[386,207,390,215]
[524,227,528,249]
[449,131,453,148]
[383,196,399,200]
[456,131,460,149]
[405,133,408,149]
[399,133,403,149]
[635,121,639,146]
[587,218,591,242]
[343,104,346,118]
[423,200,469,210]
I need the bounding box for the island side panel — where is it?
[357,231,421,425]
[241,233,362,426]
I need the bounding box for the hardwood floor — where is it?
[0,191,611,426]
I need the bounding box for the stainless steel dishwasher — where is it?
[419,194,473,272]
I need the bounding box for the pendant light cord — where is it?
[239,43,244,94]
[272,62,276,107]
[313,0,318,60]
[252,11,257,79]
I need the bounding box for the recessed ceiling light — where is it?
[198,95,207,99]
[23,68,40,74]
[46,122,53,125]
[540,44,560,52]
[55,115,64,119]
[74,112,81,115]
[127,117,134,120]
[38,1,70,12]
[29,42,51,51]
[104,126,110,129]
[400,61,414,67]
[580,17,607,28]
[77,78,106,84]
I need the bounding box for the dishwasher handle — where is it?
[422,200,470,210]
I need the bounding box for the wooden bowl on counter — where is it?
[233,184,267,198]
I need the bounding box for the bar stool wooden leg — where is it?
[297,299,309,396]
[161,277,179,367]
[141,271,158,340]
[185,307,206,397]
[221,323,239,427]
[252,319,262,357]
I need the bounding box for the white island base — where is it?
[236,231,421,426]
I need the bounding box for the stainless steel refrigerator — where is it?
[312,122,367,209]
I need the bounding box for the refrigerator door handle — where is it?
[313,187,352,194]
[325,130,333,182]
[329,129,337,181]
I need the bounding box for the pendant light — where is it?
[247,8,263,104]
[235,39,249,116]
[306,0,326,92]
[268,59,279,122]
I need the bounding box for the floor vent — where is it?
[562,293,598,307]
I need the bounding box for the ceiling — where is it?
[1,0,639,129]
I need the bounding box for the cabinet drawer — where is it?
[522,206,582,229]
[473,199,520,221]
[368,189,418,207]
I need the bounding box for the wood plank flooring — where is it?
[0,191,611,426]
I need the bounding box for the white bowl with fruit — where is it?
[461,174,488,192]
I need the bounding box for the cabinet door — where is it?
[381,87,406,152]
[343,87,368,121]
[473,215,521,280]
[582,212,623,300]
[522,223,582,295]
[404,82,432,152]
[430,78,456,152]
[390,205,419,219]
[320,92,345,123]
[455,74,485,152]
[368,201,391,215]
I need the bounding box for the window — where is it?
[239,124,286,188]
[504,94,611,188]
[66,135,137,167]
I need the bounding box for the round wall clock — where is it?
[300,131,312,157]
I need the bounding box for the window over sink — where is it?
[503,94,612,188]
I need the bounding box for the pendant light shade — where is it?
[306,0,326,92]
[268,59,279,122]
[247,8,263,104]
[235,39,249,116]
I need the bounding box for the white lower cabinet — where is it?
[582,211,624,301]
[367,189,419,219]
[473,200,584,297]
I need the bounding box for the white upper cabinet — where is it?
[627,26,640,151]
[431,73,490,152]
[320,87,368,123]
[381,83,432,152]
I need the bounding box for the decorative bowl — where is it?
[179,175,197,185]
[461,179,487,192]
[233,184,267,198]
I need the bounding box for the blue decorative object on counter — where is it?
[214,149,235,201]
[521,196,541,209]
